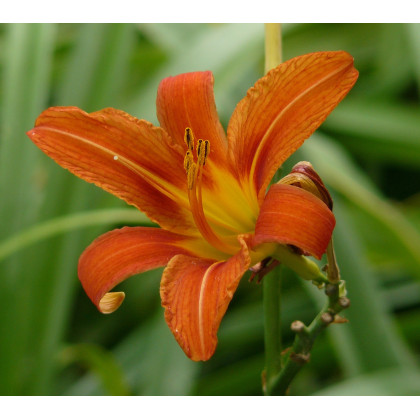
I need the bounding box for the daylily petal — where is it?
[78,227,213,314]
[253,184,335,259]
[27,107,196,234]
[160,235,251,361]
[228,51,359,203]
[156,71,228,165]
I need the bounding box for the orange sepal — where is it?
[227,51,358,203]
[27,106,195,234]
[78,227,203,314]
[160,236,251,361]
[253,184,335,259]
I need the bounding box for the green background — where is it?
[1,23,420,395]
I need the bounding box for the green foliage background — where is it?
[1,23,420,396]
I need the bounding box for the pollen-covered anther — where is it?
[197,139,210,166]
[184,127,194,151]
[184,150,193,172]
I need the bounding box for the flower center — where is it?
[183,127,239,255]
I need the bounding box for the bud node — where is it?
[291,320,306,333]
[338,297,351,309]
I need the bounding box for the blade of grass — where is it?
[59,343,131,396]
[323,99,420,167]
[0,23,56,237]
[64,313,198,396]
[29,23,139,394]
[405,23,420,97]
[138,23,203,55]
[126,23,265,123]
[56,23,135,110]
[315,366,420,395]
[0,23,57,395]
[0,208,151,263]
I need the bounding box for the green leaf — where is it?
[315,367,420,395]
[0,209,151,263]
[65,313,198,396]
[59,343,131,396]
[323,99,420,167]
[0,23,57,395]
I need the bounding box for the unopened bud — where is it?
[279,161,333,209]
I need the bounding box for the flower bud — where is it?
[279,161,333,210]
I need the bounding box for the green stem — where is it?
[262,22,284,395]
[267,281,349,395]
[264,23,282,73]
[263,265,283,394]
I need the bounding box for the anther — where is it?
[203,140,210,165]
[197,139,203,159]
[184,127,194,151]
[197,139,210,166]
[184,150,193,172]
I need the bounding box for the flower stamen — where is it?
[183,128,238,255]
[184,127,194,151]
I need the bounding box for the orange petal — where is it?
[78,227,206,314]
[27,107,196,234]
[156,71,228,166]
[228,51,358,203]
[253,184,335,259]
[160,236,251,361]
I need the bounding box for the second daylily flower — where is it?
[27,51,358,361]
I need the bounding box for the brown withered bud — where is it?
[249,257,280,283]
[279,161,333,210]
[290,352,311,365]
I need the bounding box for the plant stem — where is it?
[263,265,283,394]
[267,279,349,395]
[264,23,282,74]
[262,22,284,396]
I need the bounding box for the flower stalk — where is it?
[262,24,350,395]
[266,274,350,395]
[264,23,282,74]
[262,265,283,394]
[262,22,284,395]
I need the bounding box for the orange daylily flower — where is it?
[27,51,358,361]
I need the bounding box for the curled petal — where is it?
[228,51,358,203]
[254,184,335,259]
[156,71,228,166]
[160,236,251,361]
[27,107,196,234]
[78,227,211,314]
